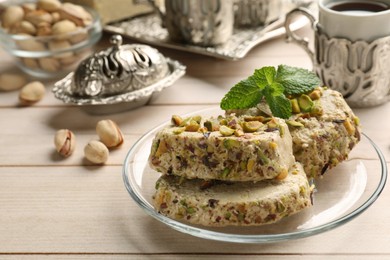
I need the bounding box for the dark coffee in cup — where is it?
[328,1,389,14]
[285,0,390,107]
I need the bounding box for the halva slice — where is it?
[153,162,313,227]
[228,87,361,178]
[149,115,294,182]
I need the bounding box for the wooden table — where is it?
[0,26,389,259]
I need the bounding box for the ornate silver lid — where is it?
[53,35,186,114]
[71,35,170,97]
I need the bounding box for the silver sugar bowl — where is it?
[53,35,186,114]
[71,35,169,97]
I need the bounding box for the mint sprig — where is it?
[220,65,321,119]
[275,65,322,95]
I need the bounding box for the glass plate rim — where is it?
[122,108,388,243]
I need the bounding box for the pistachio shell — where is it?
[51,12,61,23]
[52,19,77,35]
[22,58,40,69]
[16,36,46,51]
[10,20,37,35]
[84,140,109,164]
[0,73,27,91]
[1,5,24,29]
[39,57,61,72]
[69,30,88,44]
[21,3,37,14]
[25,10,53,26]
[96,119,124,148]
[19,81,46,104]
[37,0,62,12]
[36,22,52,36]
[54,129,76,157]
[48,40,73,59]
[59,3,92,27]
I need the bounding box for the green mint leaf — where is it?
[264,89,292,119]
[253,66,276,88]
[220,76,263,110]
[275,65,321,95]
[220,65,321,118]
[269,82,284,96]
[220,67,277,110]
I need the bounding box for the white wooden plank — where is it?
[0,255,389,259]
[0,164,388,254]
[0,105,210,135]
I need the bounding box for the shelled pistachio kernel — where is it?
[308,89,322,100]
[154,140,168,157]
[276,169,288,180]
[290,98,301,114]
[353,116,360,125]
[266,118,278,129]
[54,129,76,157]
[310,101,323,116]
[298,94,314,112]
[171,115,183,126]
[243,121,262,132]
[84,140,109,164]
[96,119,124,148]
[286,120,304,128]
[219,125,235,136]
[184,120,200,132]
[343,119,356,136]
[204,119,220,132]
[244,115,265,122]
[19,81,45,104]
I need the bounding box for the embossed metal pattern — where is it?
[72,35,169,97]
[234,0,282,27]
[104,11,309,60]
[163,0,234,46]
[314,31,390,107]
[53,58,185,105]
[53,35,186,111]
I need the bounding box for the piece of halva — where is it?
[228,87,361,178]
[153,162,313,227]
[149,116,294,182]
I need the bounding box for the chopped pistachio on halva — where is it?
[228,87,361,178]
[149,115,294,182]
[154,162,313,227]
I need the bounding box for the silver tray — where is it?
[104,7,310,61]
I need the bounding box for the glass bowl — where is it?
[122,107,387,243]
[0,1,102,79]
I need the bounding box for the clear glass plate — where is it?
[122,107,387,243]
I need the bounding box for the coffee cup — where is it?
[148,0,234,47]
[284,0,390,107]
